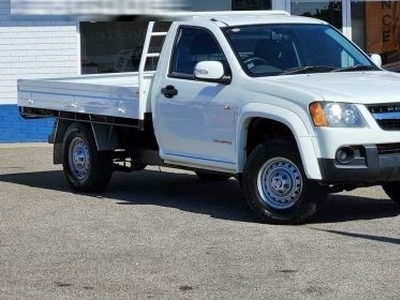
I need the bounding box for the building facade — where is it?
[0,0,77,142]
[1,0,400,142]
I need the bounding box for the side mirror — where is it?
[194,61,231,84]
[370,54,382,68]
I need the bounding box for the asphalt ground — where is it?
[1,143,400,299]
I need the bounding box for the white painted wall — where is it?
[0,0,78,105]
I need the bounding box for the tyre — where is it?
[381,182,400,204]
[242,140,326,225]
[195,171,231,181]
[62,123,113,192]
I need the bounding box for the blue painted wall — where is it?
[0,105,53,143]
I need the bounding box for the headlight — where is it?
[309,102,364,127]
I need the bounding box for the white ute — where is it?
[18,11,400,224]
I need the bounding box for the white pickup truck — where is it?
[18,11,400,224]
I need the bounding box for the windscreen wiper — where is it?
[282,65,337,75]
[333,64,377,72]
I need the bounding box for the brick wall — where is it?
[0,0,78,142]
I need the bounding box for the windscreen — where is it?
[224,24,377,77]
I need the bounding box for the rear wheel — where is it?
[381,182,400,204]
[243,140,326,225]
[63,123,113,192]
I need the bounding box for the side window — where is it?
[170,27,227,78]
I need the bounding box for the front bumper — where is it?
[318,144,400,184]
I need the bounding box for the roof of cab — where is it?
[168,10,327,27]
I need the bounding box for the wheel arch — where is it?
[236,105,322,180]
[52,120,117,164]
[61,122,114,192]
[52,119,73,164]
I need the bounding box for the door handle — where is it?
[161,85,178,99]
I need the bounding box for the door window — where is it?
[170,27,228,78]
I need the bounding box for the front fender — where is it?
[237,103,322,180]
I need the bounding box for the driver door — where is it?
[155,26,237,171]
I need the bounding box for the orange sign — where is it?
[366,1,400,54]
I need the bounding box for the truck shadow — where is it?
[106,170,255,222]
[308,227,400,245]
[313,194,400,224]
[0,169,255,223]
[0,169,399,224]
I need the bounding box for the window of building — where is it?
[290,1,342,30]
[351,1,400,70]
[232,0,271,10]
[288,0,400,71]
[80,21,169,74]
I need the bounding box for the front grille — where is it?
[367,103,400,130]
[375,119,400,130]
[377,143,400,155]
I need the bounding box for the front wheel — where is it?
[243,141,326,225]
[63,123,113,192]
[381,182,400,204]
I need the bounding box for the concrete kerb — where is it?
[0,142,51,149]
